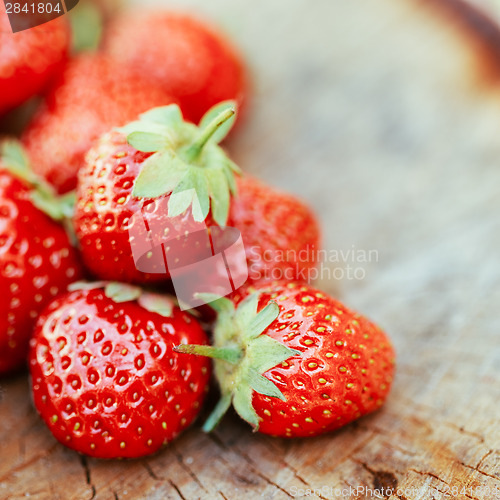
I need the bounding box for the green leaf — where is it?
[127,132,170,153]
[138,292,174,317]
[140,105,183,127]
[104,282,142,303]
[202,393,233,433]
[247,335,301,374]
[232,384,260,429]
[199,101,237,144]
[132,152,187,198]
[206,167,230,226]
[247,368,286,400]
[245,301,280,340]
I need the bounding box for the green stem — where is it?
[174,344,242,364]
[183,106,236,162]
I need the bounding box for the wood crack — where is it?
[458,459,500,482]
[142,462,160,481]
[409,467,450,486]
[171,443,207,492]
[168,479,187,500]
[79,456,96,500]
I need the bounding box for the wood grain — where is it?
[1,0,500,498]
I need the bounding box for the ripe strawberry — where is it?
[73,103,320,288]
[229,176,320,284]
[22,54,177,194]
[102,10,248,125]
[176,282,395,437]
[0,11,70,115]
[29,283,211,459]
[0,141,82,376]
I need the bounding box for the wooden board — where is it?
[1,0,500,498]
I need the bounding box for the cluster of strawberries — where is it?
[0,5,395,459]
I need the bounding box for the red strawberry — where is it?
[22,54,177,194]
[73,103,320,289]
[0,141,82,376]
[29,282,211,459]
[102,10,248,125]
[176,282,395,437]
[0,11,70,115]
[229,176,320,284]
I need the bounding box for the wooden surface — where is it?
[2,0,500,498]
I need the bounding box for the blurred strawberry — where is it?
[0,10,70,115]
[102,10,248,126]
[22,54,177,194]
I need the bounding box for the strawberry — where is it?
[229,176,320,285]
[176,282,395,437]
[102,10,248,125]
[0,10,70,115]
[73,103,320,289]
[29,282,211,459]
[22,54,177,194]
[0,141,82,376]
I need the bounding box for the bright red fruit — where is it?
[102,10,248,125]
[176,281,395,438]
[0,145,82,375]
[73,104,319,287]
[229,176,320,285]
[0,12,70,115]
[22,54,177,194]
[29,285,211,459]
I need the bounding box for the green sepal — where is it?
[120,103,239,226]
[202,393,232,433]
[137,292,174,317]
[104,282,142,303]
[247,368,285,401]
[132,152,186,199]
[68,281,109,292]
[139,105,183,127]
[127,132,171,153]
[119,120,171,138]
[247,335,301,374]
[233,384,259,429]
[235,293,259,329]
[69,281,175,317]
[194,294,235,315]
[1,139,77,224]
[175,291,301,433]
[168,168,210,222]
[206,167,230,227]
[244,301,280,340]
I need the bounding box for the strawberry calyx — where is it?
[120,101,241,226]
[68,281,176,317]
[0,139,75,223]
[174,292,301,432]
